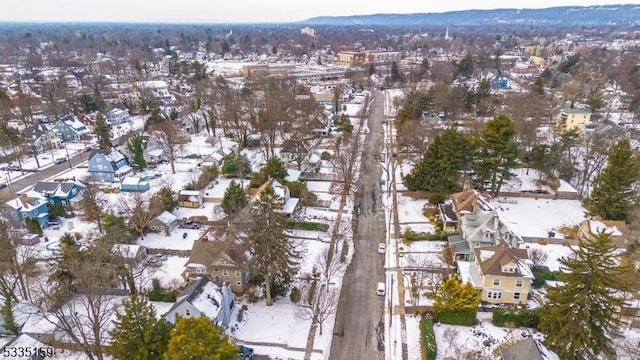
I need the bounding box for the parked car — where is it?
[180,221,200,230]
[238,345,254,360]
[377,243,386,254]
[0,182,7,190]
[54,157,67,164]
[376,282,386,296]
[7,165,20,171]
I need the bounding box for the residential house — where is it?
[79,112,99,132]
[250,179,299,217]
[499,338,559,360]
[87,148,132,182]
[578,219,627,248]
[557,108,592,131]
[149,211,178,236]
[52,115,90,141]
[1,191,49,228]
[120,177,150,192]
[32,181,83,206]
[23,122,60,152]
[111,244,148,264]
[177,190,203,208]
[457,243,533,305]
[0,301,40,335]
[279,139,308,165]
[185,239,249,294]
[448,210,519,262]
[438,188,492,233]
[164,276,236,327]
[105,107,130,125]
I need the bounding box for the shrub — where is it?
[236,304,248,322]
[434,311,478,326]
[538,238,549,245]
[289,287,301,303]
[148,278,177,302]
[532,268,559,288]
[286,220,329,232]
[420,317,437,360]
[307,280,317,306]
[405,230,456,241]
[493,308,540,329]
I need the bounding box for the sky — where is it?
[0,0,634,23]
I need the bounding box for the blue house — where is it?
[32,181,83,206]
[1,191,49,228]
[87,148,133,182]
[52,115,91,141]
[163,277,236,328]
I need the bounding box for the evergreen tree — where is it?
[152,187,178,212]
[531,77,545,96]
[589,137,638,221]
[127,134,147,170]
[221,153,252,178]
[93,88,107,112]
[432,277,481,314]
[539,232,630,360]
[473,114,519,196]
[221,180,247,215]
[164,316,236,360]
[455,52,474,77]
[404,127,475,202]
[110,295,171,360]
[261,157,288,182]
[248,190,299,306]
[390,61,401,83]
[94,113,112,151]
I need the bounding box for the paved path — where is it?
[329,91,386,360]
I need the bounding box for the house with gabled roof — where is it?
[448,209,520,262]
[32,181,83,206]
[184,239,249,294]
[52,115,90,141]
[438,187,492,233]
[457,243,533,306]
[1,191,49,228]
[23,122,60,152]
[149,211,177,236]
[87,148,132,182]
[164,276,235,327]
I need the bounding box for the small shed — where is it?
[120,177,150,192]
[150,211,178,235]
[178,190,203,208]
[20,234,40,246]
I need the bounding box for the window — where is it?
[222,269,228,276]
[195,267,205,274]
[185,309,191,316]
[493,278,500,286]
[503,267,515,273]
[236,281,242,287]
[235,270,241,277]
[487,291,502,300]
[515,280,523,288]
[513,292,521,300]
[214,268,220,272]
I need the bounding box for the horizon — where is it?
[0,1,631,24]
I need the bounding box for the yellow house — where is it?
[457,243,533,305]
[177,190,203,208]
[557,109,592,131]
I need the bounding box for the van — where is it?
[376,282,386,296]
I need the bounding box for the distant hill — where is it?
[301,5,640,27]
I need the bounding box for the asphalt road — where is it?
[330,90,386,360]
[0,150,89,201]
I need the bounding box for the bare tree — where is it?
[0,222,37,302]
[78,179,108,234]
[315,247,344,288]
[297,284,338,336]
[529,248,549,269]
[148,121,187,174]
[118,193,162,240]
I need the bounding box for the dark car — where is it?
[0,182,7,189]
[238,346,254,360]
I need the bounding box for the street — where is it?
[330,90,386,360]
[0,150,89,202]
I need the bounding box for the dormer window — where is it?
[484,232,492,238]
[503,267,515,273]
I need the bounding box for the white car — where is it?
[376,282,386,296]
[377,243,386,254]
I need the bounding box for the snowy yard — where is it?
[136,229,204,251]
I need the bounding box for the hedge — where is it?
[434,311,478,326]
[532,268,559,288]
[285,220,329,232]
[420,317,437,360]
[492,308,540,328]
[405,230,456,241]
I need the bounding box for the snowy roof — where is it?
[121,177,141,185]
[147,148,164,157]
[588,220,623,236]
[282,198,300,215]
[4,192,47,211]
[156,211,177,225]
[105,149,126,163]
[285,169,301,182]
[474,243,534,279]
[456,261,483,288]
[5,334,47,359]
[168,277,223,322]
[115,165,133,175]
[179,190,202,196]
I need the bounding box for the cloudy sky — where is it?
[0,0,631,23]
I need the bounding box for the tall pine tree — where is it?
[589,137,638,221]
[248,189,299,306]
[539,232,630,360]
[404,127,475,202]
[94,113,112,151]
[221,180,247,215]
[473,114,519,196]
[127,134,147,170]
[110,295,171,360]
